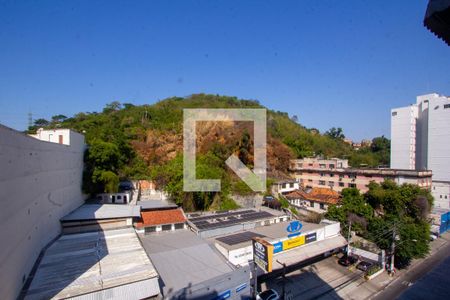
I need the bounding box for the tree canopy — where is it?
[326,181,433,268]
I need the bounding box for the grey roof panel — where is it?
[60,204,141,221]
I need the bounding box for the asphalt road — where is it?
[373,239,450,300]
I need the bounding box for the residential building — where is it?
[285,188,341,213]
[29,128,81,145]
[391,93,450,208]
[271,180,300,195]
[290,157,432,193]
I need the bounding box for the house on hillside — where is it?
[285,188,341,213]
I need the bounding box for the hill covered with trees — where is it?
[28,94,390,210]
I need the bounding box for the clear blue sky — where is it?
[1,0,449,141]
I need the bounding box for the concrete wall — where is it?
[427,94,450,182]
[432,181,450,209]
[391,105,418,170]
[0,125,85,300]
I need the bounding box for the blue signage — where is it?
[272,242,283,253]
[286,220,302,238]
[235,283,247,293]
[214,290,231,300]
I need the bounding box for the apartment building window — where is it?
[308,179,313,182]
[319,180,326,186]
[320,173,325,177]
[444,104,450,109]
[297,163,303,168]
[339,182,345,187]
[392,111,397,116]
[319,164,326,169]
[349,183,356,188]
[309,163,313,167]
[330,173,335,177]
[329,164,335,169]
[339,174,344,179]
[329,181,334,187]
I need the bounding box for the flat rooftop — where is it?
[213,221,324,251]
[137,199,178,210]
[25,228,159,300]
[187,208,283,232]
[138,229,234,297]
[60,204,141,221]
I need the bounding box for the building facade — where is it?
[391,93,450,208]
[290,158,432,193]
[0,125,85,300]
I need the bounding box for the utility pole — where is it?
[347,220,352,256]
[390,225,396,275]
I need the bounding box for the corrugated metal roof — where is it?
[25,228,160,300]
[60,204,141,221]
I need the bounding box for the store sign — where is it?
[305,232,317,244]
[272,241,283,254]
[286,220,302,238]
[252,238,274,273]
[282,235,305,250]
[213,290,231,300]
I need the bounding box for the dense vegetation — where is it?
[326,181,433,268]
[27,94,390,210]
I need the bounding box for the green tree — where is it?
[325,127,345,140]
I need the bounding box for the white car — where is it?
[257,289,280,300]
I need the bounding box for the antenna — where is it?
[28,112,33,128]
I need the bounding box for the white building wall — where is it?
[391,105,418,170]
[432,181,450,209]
[426,94,450,182]
[0,125,85,300]
[29,128,76,146]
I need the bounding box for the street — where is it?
[261,233,450,300]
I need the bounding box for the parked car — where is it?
[257,289,280,300]
[338,255,358,267]
[430,233,438,241]
[356,261,373,272]
[118,181,134,192]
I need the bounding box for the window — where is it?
[290,183,294,188]
[145,226,156,234]
[349,183,356,188]
[175,223,184,229]
[309,163,313,167]
[444,104,450,109]
[330,173,335,177]
[162,224,172,231]
[308,179,313,182]
[319,164,326,169]
[339,174,344,179]
[339,182,345,187]
[309,201,314,207]
[329,181,335,187]
[329,164,335,169]
[282,183,287,188]
[440,195,443,199]
[320,173,325,177]
[320,203,325,210]
[319,180,326,185]
[392,111,397,116]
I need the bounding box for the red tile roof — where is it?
[285,188,341,205]
[136,208,186,228]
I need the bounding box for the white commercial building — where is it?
[391,93,450,208]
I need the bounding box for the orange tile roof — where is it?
[135,208,186,228]
[285,188,341,205]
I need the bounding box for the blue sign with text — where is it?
[286,220,302,238]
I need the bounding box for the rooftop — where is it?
[60,204,141,222]
[187,209,278,232]
[285,188,341,205]
[135,208,187,228]
[25,228,159,300]
[137,200,178,210]
[213,221,325,251]
[138,230,233,297]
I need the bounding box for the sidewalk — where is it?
[369,232,450,299]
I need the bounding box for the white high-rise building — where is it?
[391,93,450,209]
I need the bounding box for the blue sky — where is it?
[0,0,449,140]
